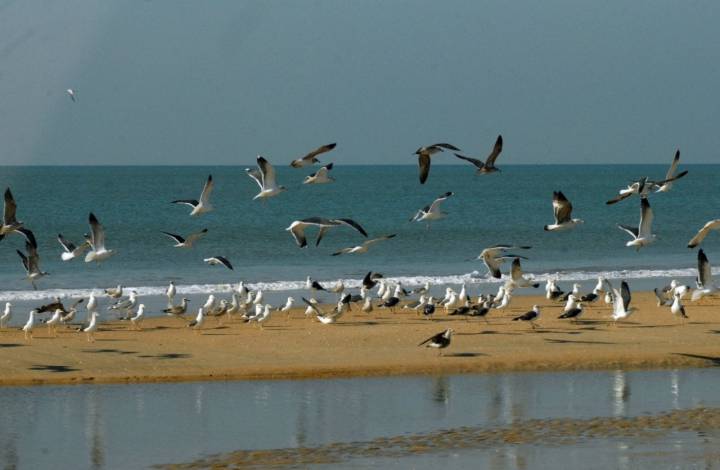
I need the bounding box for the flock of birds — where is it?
[2,128,720,354]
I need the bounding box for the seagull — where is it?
[508,258,540,289]
[655,150,685,193]
[286,217,368,247]
[290,142,337,168]
[654,287,673,307]
[453,135,503,175]
[545,278,564,301]
[166,281,176,307]
[45,309,62,337]
[606,168,688,205]
[477,245,532,279]
[252,290,264,305]
[279,296,294,314]
[246,156,287,201]
[410,192,453,227]
[544,191,583,231]
[203,256,233,270]
[109,291,138,315]
[380,296,400,312]
[362,295,374,313]
[611,281,635,323]
[329,280,345,295]
[302,297,344,324]
[512,305,540,329]
[85,213,115,263]
[16,241,48,290]
[558,303,584,322]
[57,233,90,261]
[687,220,720,249]
[202,295,217,314]
[332,234,396,256]
[362,271,384,290]
[418,328,453,356]
[164,298,190,316]
[188,308,205,333]
[303,163,335,184]
[161,228,208,248]
[618,198,656,250]
[129,304,145,330]
[0,188,34,243]
[670,293,688,320]
[105,285,123,299]
[66,88,76,102]
[22,310,37,341]
[172,174,214,216]
[691,249,717,301]
[306,277,325,295]
[422,298,437,319]
[84,312,99,342]
[0,303,11,328]
[415,143,461,184]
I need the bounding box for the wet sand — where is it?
[1,291,719,386]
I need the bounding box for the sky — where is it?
[0,0,719,165]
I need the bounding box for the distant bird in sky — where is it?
[290,143,337,168]
[415,143,461,184]
[286,217,368,247]
[410,192,453,227]
[246,156,287,200]
[172,174,214,216]
[687,219,720,249]
[17,241,48,290]
[204,256,233,270]
[418,328,453,355]
[161,228,208,248]
[618,197,655,250]
[544,191,583,231]
[453,135,503,175]
[332,234,396,256]
[477,245,532,279]
[85,213,115,263]
[303,163,335,184]
[66,88,76,102]
[57,233,90,261]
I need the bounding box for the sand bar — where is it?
[1,292,719,387]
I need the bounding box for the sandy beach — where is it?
[1,291,718,387]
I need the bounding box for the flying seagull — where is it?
[691,249,717,301]
[332,234,396,256]
[290,143,337,168]
[606,169,688,205]
[17,241,48,290]
[362,271,383,290]
[687,219,720,249]
[508,258,540,289]
[172,174,214,216]
[655,150,685,193]
[477,245,532,279]
[57,233,90,261]
[544,191,583,231]
[0,188,36,245]
[161,228,208,248]
[203,256,233,270]
[286,217,368,247]
[85,213,115,263]
[611,281,634,322]
[66,89,76,102]
[418,328,453,355]
[618,197,655,250]
[410,192,453,226]
[303,163,334,185]
[415,143,461,184]
[453,135,503,175]
[246,156,287,200]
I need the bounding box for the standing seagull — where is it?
[611,281,635,323]
[22,310,37,341]
[17,241,48,290]
[691,249,717,301]
[0,303,11,328]
[161,228,208,248]
[332,234,396,256]
[166,281,176,306]
[477,245,532,279]
[670,292,688,320]
[290,143,337,168]
[544,191,583,231]
[513,305,541,329]
[453,135,503,175]
[687,220,720,249]
[618,197,655,250]
[415,143,461,184]
[84,312,99,342]
[172,174,214,216]
[286,217,368,247]
[246,156,287,200]
[410,192,453,227]
[203,256,233,270]
[418,328,453,356]
[57,234,90,261]
[655,150,685,193]
[85,213,115,263]
[303,163,334,185]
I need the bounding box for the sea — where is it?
[0,164,718,313]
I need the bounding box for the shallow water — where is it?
[0,368,719,469]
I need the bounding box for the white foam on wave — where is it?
[0,267,713,302]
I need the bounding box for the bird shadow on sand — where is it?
[0,343,23,348]
[443,352,489,358]
[29,364,80,373]
[82,348,137,355]
[138,353,192,360]
[544,338,616,345]
[672,353,720,367]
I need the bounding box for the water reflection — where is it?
[670,369,680,410]
[612,370,630,417]
[431,376,450,404]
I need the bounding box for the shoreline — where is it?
[1,291,719,387]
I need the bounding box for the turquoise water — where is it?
[0,165,717,306]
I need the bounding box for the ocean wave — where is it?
[0,267,712,302]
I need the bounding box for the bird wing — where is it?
[606,191,634,205]
[301,143,336,162]
[687,219,720,248]
[655,169,688,186]
[257,156,279,189]
[57,233,76,252]
[418,331,444,346]
[331,247,354,256]
[617,224,639,239]
[88,213,106,250]
[288,222,309,247]
[510,258,523,281]
[432,143,461,151]
[333,218,369,237]
[665,150,680,180]
[3,188,18,225]
[484,135,503,167]
[185,228,208,244]
[15,228,37,247]
[698,249,712,287]
[171,199,199,208]
[301,297,323,315]
[161,231,185,244]
[428,192,453,214]
[363,234,396,247]
[26,241,40,273]
[638,198,654,238]
[245,168,264,189]
[16,248,29,272]
[621,281,631,311]
[453,153,485,169]
[552,191,573,224]
[199,175,214,205]
[215,256,233,270]
[418,153,431,184]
